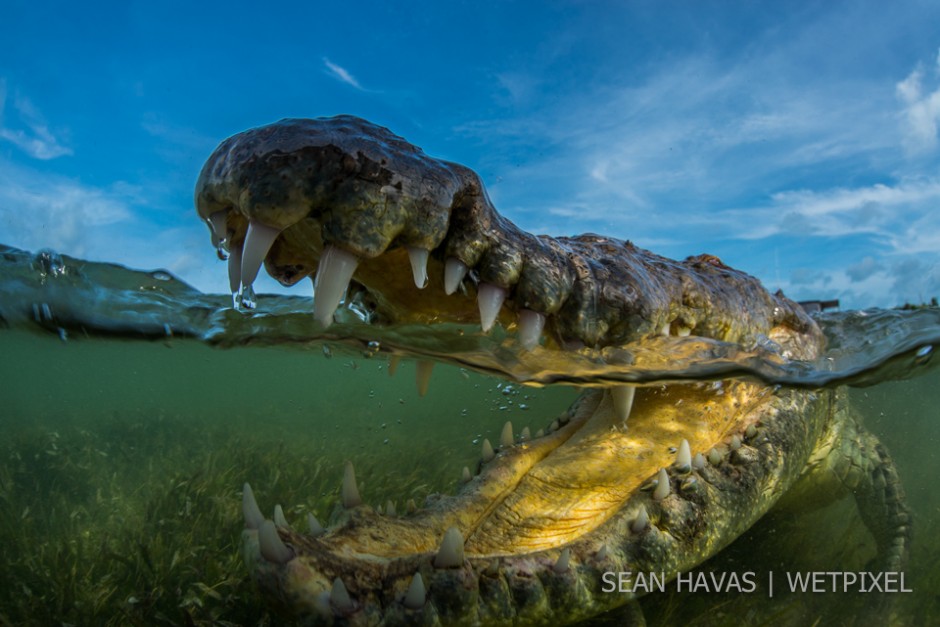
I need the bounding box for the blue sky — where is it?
[2,0,940,309]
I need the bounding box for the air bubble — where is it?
[915,345,933,366]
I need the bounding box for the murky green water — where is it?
[0,245,938,625]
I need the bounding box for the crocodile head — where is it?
[195,116,829,625]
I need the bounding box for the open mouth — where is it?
[195,115,834,625]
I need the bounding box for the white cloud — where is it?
[323,58,364,90]
[0,161,131,258]
[896,49,940,155]
[0,79,72,160]
[0,159,298,297]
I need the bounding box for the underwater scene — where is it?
[0,243,938,626]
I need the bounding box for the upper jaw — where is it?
[195,115,820,351]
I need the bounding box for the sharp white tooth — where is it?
[478,283,508,332]
[610,386,636,424]
[692,452,706,470]
[596,544,609,560]
[481,438,495,462]
[677,326,692,337]
[404,572,426,609]
[653,468,670,501]
[406,498,417,513]
[228,245,243,300]
[499,421,514,448]
[708,448,722,465]
[388,355,401,377]
[461,466,472,483]
[520,427,531,441]
[242,482,264,530]
[433,527,465,568]
[240,221,281,291]
[416,360,434,397]
[517,309,545,350]
[342,461,362,508]
[307,512,325,536]
[331,577,354,612]
[407,246,430,289]
[631,505,650,533]
[273,504,290,529]
[661,323,671,336]
[730,434,742,450]
[553,548,571,574]
[385,500,397,517]
[208,210,228,240]
[259,519,293,563]
[444,257,468,295]
[676,439,692,471]
[313,245,360,328]
[535,428,544,438]
[376,504,384,515]
[549,419,560,432]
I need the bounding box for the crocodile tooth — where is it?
[313,245,360,328]
[553,548,571,573]
[675,439,692,472]
[207,210,228,240]
[746,423,758,439]
[461,466,472,483]
[652,468,670,501]
[386,500,397,517]
[407,498,417,514]
[434,527,465,568]
[596,544,609,560]
[692,452,706,470]
[443,257,468,295]
[407,246,430,289]
[227,245,243,301]
[416,360,434,397]
[331,577,354,612]
[342,461,362,508]
[730,434,742,450]
[259,519,293,563]
[517,309,545,350]
[478,283,508,332]
[632,505,649,533]
[611,386,636,424]
[499,421,514,448]
[273,504,290,529]
[242,482,264,530]
[661,323,671,336]
[240,221,281,292]
[307,512,325,536]
[549,419,560,432]
[376,504,384,515]
[535,428,545,438]
[481,439,495,462]
[708,448,722,465]
[677,326,692,337]
[520,426,531,441]
[404,572,426,609]
[388,355,401,377]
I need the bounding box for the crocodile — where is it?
[194,116,910,625]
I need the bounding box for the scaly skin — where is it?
[195,116,909,625]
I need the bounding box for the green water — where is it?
[0,328,577,625]
[1,246,939,625]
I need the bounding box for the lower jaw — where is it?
[238,379,803,625]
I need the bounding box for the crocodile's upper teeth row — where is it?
[216,218,707,355]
